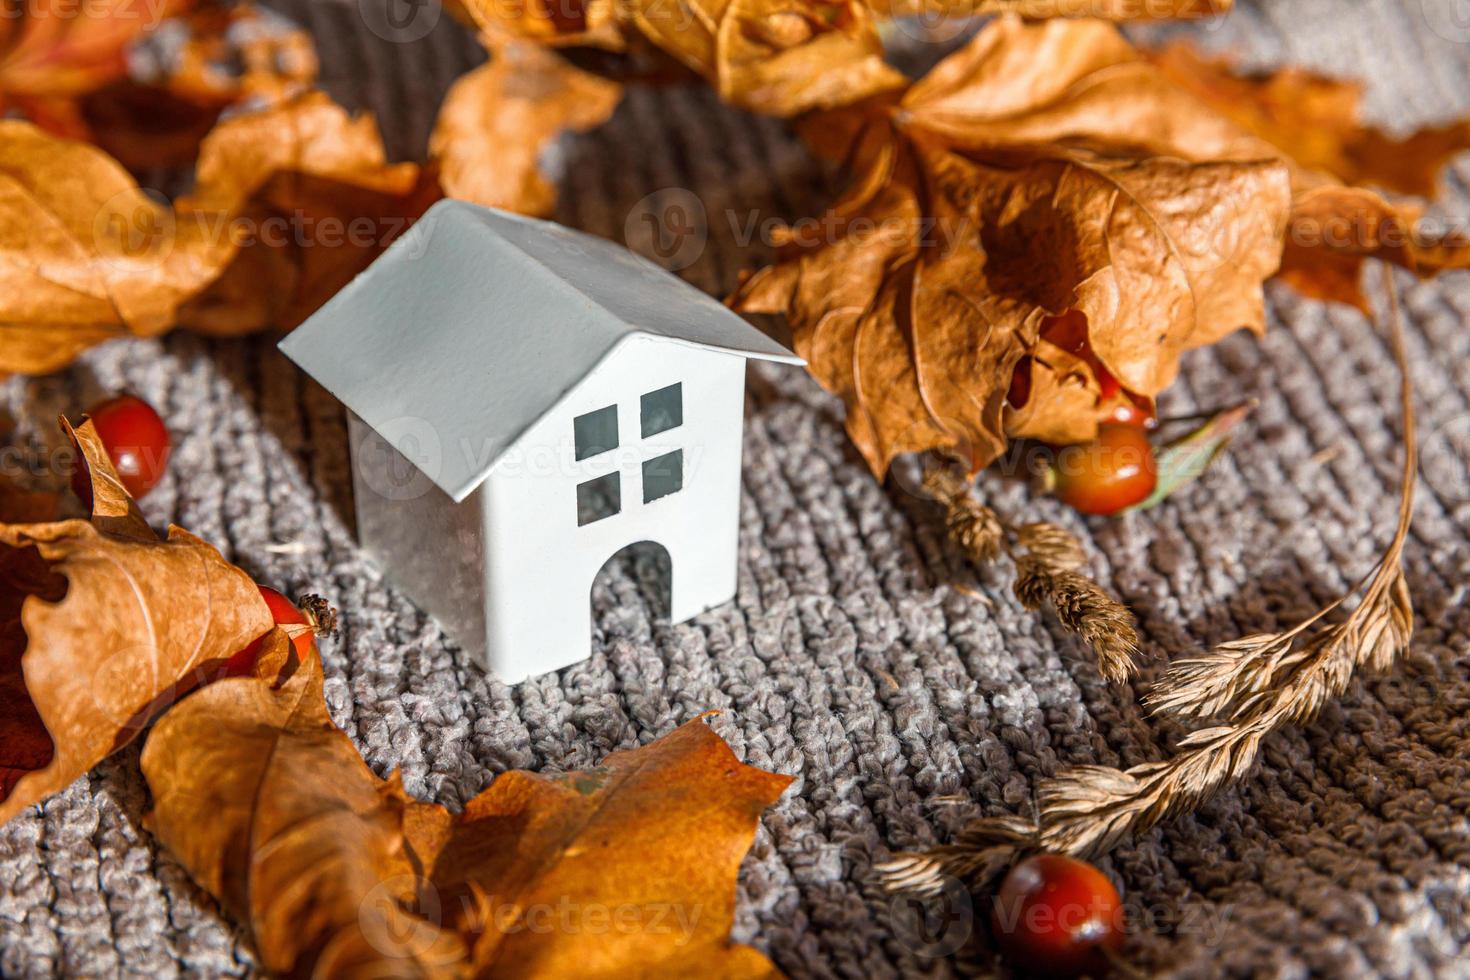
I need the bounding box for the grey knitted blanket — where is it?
[4,1,1470,976]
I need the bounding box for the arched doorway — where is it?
[589,541,673,644]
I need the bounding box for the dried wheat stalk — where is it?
[885,265,1417,897]
[923,466,1140,683]
[1014,557,1141,685]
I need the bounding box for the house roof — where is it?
[279,200,802,503]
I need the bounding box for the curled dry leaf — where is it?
[145,638,468,976]
[0,121,234,372]
[0,418,271,826]
[0,92,437,373]
[430,38,623,216]
[143,651,791,978]
[1148,42,1470,199]
[731,18,1291,476]
[1149,43,1470,310]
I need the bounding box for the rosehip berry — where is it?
[1049,423,1158,516]
[990,854,1124,978]
[1094,366,1156,429]
[222,586,315,676]
[72,394,171,503]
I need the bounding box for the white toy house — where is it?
[280,200,802,682]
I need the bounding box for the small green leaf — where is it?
[1129,402,1253,511]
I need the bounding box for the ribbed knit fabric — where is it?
[3,1,1470,976]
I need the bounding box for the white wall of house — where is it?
[478,335,748,681]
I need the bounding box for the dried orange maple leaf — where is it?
[731,17,1291,476]
[1149,43,1470,310]
[142,649,791,978]
[0,91,437,374]
[0,417,271,826]
[430,37,623,216]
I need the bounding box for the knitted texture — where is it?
[4,1,1470,976]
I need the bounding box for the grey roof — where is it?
[279,200,801,502]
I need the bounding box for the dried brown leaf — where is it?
[1149,42,1470,309]
[0,418,271,826]
[144,646,467,976]
[430,39,622,216]
[732,18,1291,475]
[1149,42,1470,198]
[0,92,437,373]
[143,655,791,977]
[0,121,237,372]
[1276,184,1470,310]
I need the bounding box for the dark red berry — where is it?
[1094,364,1156,429]
[222,586,315,677]
[1049,423,1158,515]
[72,395,171,503]
[990,854,1124,978]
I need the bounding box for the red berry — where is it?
[1101,397,1154,428]
[990,854,1124,978]
[222,586,315,676]
[72,395,171,503]
[1049,423,1157,515]
[1093,367,1156,429]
